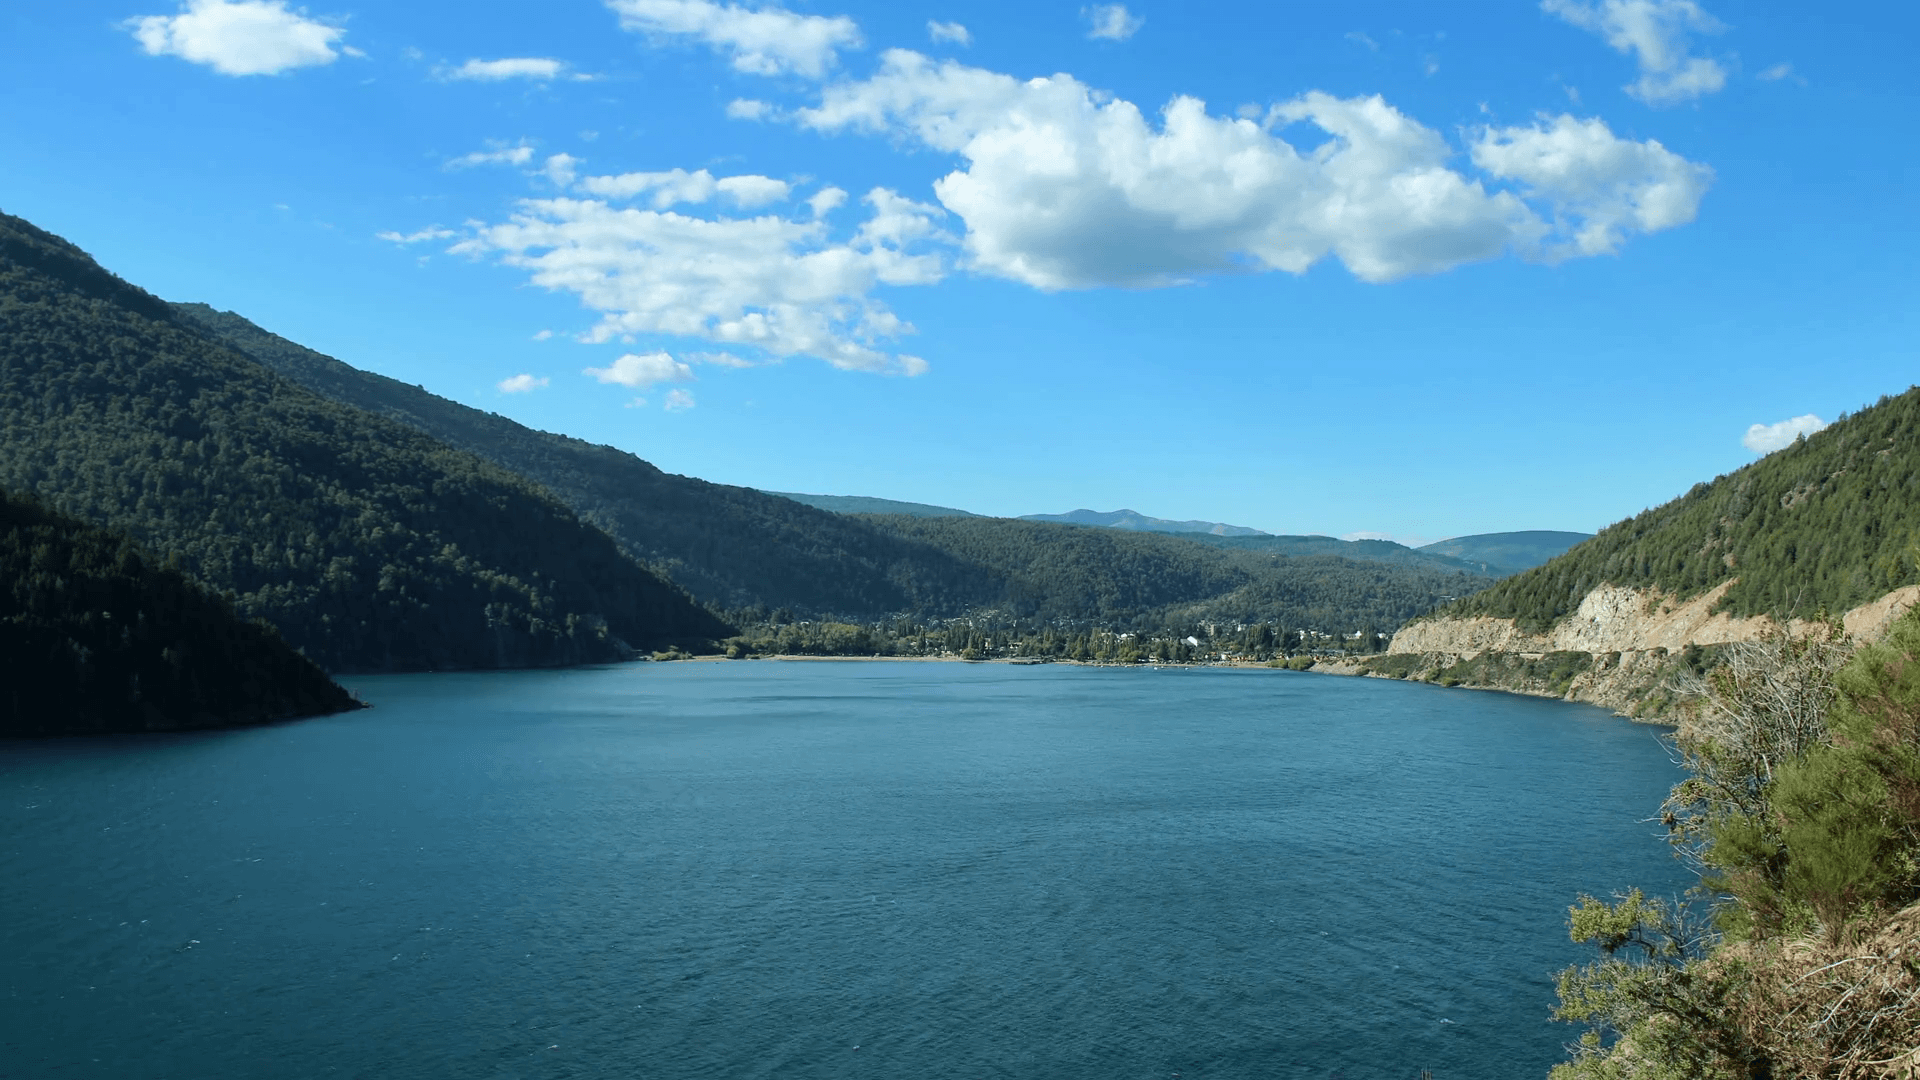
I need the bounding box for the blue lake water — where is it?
[0,662,1692,1079]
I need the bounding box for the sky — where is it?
[1,0,1914,543]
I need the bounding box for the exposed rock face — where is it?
[1374,581,1920,720]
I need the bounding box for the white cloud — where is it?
[584,352,695,388]
[928,20,970,46]
[1346,31,1379,51]
[688,351,765,368]
[543,153,583,187]
[446,57,566,81]
[1743,414,1828,454]
[726,98,773,120]
[1084,4,1144,41]
[717,174,792,207]
[376,225,456,244]
[454,181,947,375]
[1756,62,1794,82]
[497,374,550,393]
[795,51,1710,287]
[1542,0,1728,105]
[533,329,555,340]
[1469,114,1714,258]
[663,388,697,411]
[448,141,536,169]
[808,186,848,217]
[127,0,344,76]
[604,0,862,78]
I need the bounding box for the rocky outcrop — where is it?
[1369,581,1920,720]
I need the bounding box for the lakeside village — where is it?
[677,613,1393,667]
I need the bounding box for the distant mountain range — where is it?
[1416,531,1591,574]
[766,492,977,518]
[1020,508,1270,536]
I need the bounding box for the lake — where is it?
[0,662,1691,1079]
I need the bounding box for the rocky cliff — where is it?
[1363,581,1920,719]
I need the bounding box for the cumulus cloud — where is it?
[1743,414,1828,454]
[127,0,346,76]
[584,351,695,388]
[497,374,550,393]
[447,141,536,169]
[542,153,583,187]
[604,0,861,78]
[663,388,697,411]
[377,225,456,244]
[445,57,567,81]
[1084,4,1144,41]
[1542,0,1728,105]
[808,186,848,217]
[453,176,947,374]
[1756,62,1795,82]
[928,20,970,46]
[794,51,1711,287]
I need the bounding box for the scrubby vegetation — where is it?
[1551,617,1920,1078]
[1,487,357,735]
[1442,389,1920,633]
[0,212,728,673]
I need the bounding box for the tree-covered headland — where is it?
[2,486,359,735]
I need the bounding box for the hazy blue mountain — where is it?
[1417,531,1592,574]
[1170,533,1502,577]
[767,492,978,518]
[1021,509,1270,537]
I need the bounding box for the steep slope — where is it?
[1019,508,1269,536]
[173,303,998,617]
[1416,530,1590,574]
[1445,391,1920,631]
[1375,390,1920,715]
[0,212,728,672]
[2,486,359,735]
[1171,532,1499,576]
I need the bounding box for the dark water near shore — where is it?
[1,663,1691,1079]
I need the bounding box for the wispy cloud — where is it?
[447,141,536,169]
[1083,4,1143,41]
[928,20,970,46]
[444,57,569,81]
[1542,0,1728,105]
[376,225,456,245]
[497,374,550,393]
[663,388,697,411]
[605,0,862,78]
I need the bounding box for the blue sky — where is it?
[2,1,1914,542]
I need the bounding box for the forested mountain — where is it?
[1019,508,1269,536]
[1417,530,1590,574]
[174,303,1001,616]
[176,303,1485,634]
[0,212,727,672]
[2,486,358,735]
[765,491,977,518]
[1439,390,1920,632]
[855,516,1493,632]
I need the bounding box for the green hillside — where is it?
[857,515,1493,632]
[1441,391,1920,632]
[0,212,728,672]
[2,487,358,735]
[174,303,1000,617]
[1171,532,1499,576]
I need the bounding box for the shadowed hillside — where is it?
[0,211,728,672]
